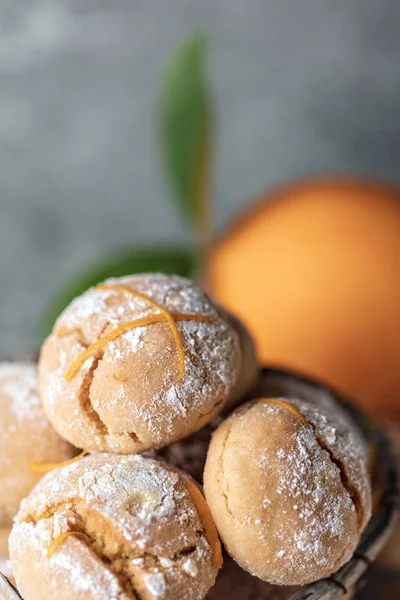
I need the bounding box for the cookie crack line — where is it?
[56,324,90,347]
[127,430,143,444]
[64,282,215,383]
[195,397,224,423]
[310,424,362,530]
[215,401,259,523]
[66,313,214,382]
[217,420,236,521]
[71,320,111,441]
[20,501,137,600]
[97,283,187,381]
[51,525,139,600]
[79,354,109,440]
[258,398,362,526]
[26,499,208,591]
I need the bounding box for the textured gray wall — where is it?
[1,0,400,355]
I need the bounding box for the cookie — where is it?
[204,395,371,585]
[9,453,222,600]
[39,274,257,453]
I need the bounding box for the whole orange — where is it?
[207,178,400,421]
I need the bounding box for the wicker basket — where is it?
[1,369,398,600]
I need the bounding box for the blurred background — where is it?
[2,2,400,598]
[2,0,400,356]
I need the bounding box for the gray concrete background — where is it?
[2,0,400,355]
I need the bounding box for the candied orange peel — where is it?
[260,398,309,427]
[29,448,88,474]
[186,481,223,570]
[65,283,214,382]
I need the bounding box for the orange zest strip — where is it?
[29,448,88,474]
[186,481,223,570]
[47,531,90,558]
[37,509,53,521]
[260,398,309,427]
[65,312,214,382]
[113,373,127,383]
[97,283,186,380]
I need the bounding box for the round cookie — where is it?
[39,274,257,453]
[204,396,372,586]
[0,362,76,555]
[9,453,222,600]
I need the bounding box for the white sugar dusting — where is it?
[108,327,145,360]
[43,274,241,449]
[220,393,371,586]
[145,572,166,597]
[0,362,41,424]
[10,454,216,599]
[182,558,198,577]
[159,557,173,568]
[52,549,123,599]
[284,392,371,530]
[262,421,356,581]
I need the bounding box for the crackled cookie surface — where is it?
[204,396,371,586]
[9,453,222,600]
[0,362,75,555]
[38,274,252,453]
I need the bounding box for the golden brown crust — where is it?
[9,454,221,600]
[204,398,371,586]
[0,362,76,539]
[38,274,251,453]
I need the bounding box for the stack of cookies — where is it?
[0,274,372,599]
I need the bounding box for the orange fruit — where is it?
[207,178,400,421]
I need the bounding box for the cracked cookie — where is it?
[9,453,222,600]
[204,395,372,586]
[0,362,76,555]
[38,274,257,454]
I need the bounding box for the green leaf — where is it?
[160,32,213,258]
[40,246,194,339]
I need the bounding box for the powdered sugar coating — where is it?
[145,572,166,596]
[204,396,370,586]
[285,393,371,531]
[10,454,219,600]
[0,362,75,540]
[39,274,242,453]
[0,363,40,427]
[260,414,354,576]
[254,372,372,530]
[10,518,129,600]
